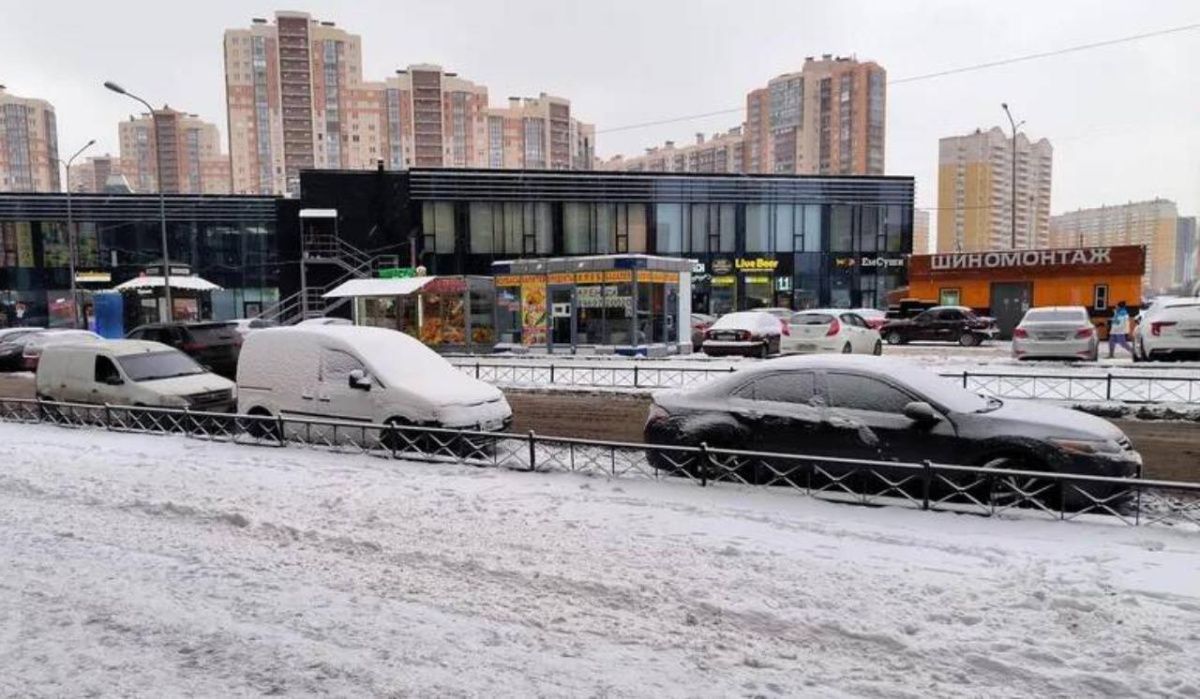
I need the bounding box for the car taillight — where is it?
[181,342,205,352]
[779,319,790,336]
[1013,328,1028,339]
[1075,326,1095,339]
[825,318,841,337]
[1151,322,1177,336]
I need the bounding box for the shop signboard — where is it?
[909,246,1145,281]
[379,267,418,279]
[520,281,548,346]
[711,258,734,275]
[576,285,633,313]
[735,258,779,273]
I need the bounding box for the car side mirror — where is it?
[348,369,372,391]
[903,401,940,425]
[104,375,124,386]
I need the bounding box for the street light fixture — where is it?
[104,80,173,322]
[1001,103,1025,251]
[54,139,96,328]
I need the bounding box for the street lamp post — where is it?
[104,80,172,322]
[55,139,96,328]
[1000,103,1025,251]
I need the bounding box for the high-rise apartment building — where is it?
[1049,199,1178,292]
[224,12,369,195]
[936,126,1052,253]
[912,209,931,255]
[599,128,745,173]
[69,155,124,193]
[117,109,231,194]
[1175,216,1197,288]
[0,86,60,192]
[224,14,595,194]
[742,55,886,176]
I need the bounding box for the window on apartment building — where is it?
[939,288,962,306]
[1093,284,1109,311]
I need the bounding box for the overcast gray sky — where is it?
[2,0,1197,227]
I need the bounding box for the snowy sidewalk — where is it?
[1,423,1198,697]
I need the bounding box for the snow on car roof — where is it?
[1163,297,1200,308]
[710,311,781,332]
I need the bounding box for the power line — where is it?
[596,21,1200,135]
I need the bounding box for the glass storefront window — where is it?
[625,204,647,253]
[469,202,495,254]
[422,201,456,254]
[495,285,522,344]
[469,279,495,347]
[746,204,770,252]
[564,202,591,254]
[601,283,635,345]
[884,205,906,253]
[689,205,708,254]
[775,204,794,253]
[710,277,736,315]
[858,206,880,253]
[831,205,853,252]
[655,204,682,253]
[719,204,735,252]
[744,275,773,309]
[803,205,822,252]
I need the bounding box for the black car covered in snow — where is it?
[644,355,1140,503]
[879,306,999,346]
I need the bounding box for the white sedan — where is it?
[782,310,882,355]
[1134,297,1200,361]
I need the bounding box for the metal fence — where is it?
[2,397,1197,529]
[450,360,1200,405]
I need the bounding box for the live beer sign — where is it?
[909,245,1145,281]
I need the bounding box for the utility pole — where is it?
[1001,103,1024,250]
[105,81,172,322]
[55,139,96,328]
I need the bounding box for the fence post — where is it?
[697,442,710,488]
[962,371,969,389]
[550,363,555,385]
[528,430,537,472]
[922,460,932,511]
[276,415,286,447]
[475,362,481,379]
[1105,373,1113,401]
[104,403,112,431]
[634,365,640,388]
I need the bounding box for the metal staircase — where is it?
[254,235,401,326]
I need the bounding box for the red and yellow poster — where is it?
[520,281,547,346]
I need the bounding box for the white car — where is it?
[36,340,236,411]
[21,329,103,371]
[783,309,882,355]
[700,311,784,358]
[1133,297,1200,361]
[237,325,512,431]
[1012,306,1099,361]
[297,317,353,326]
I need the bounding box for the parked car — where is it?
[126,321,242,378]
[0,327,45,371]
[1132,297,1200,361]
[690,313,716,349]
[21,330,103,371]
[880,306,999,346]
[852,308,888,330]
[782,310,882,355]
[36,340,236,412]
[644,355,1140,504]
[237,325,512,432]
[700,311,783,358]
[1012,306,1099,361]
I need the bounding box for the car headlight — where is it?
[163,395,190,408]
[1048,437,1122,455]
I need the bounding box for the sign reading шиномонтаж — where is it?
[930,248,1112,270]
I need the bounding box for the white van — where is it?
[36,340,236,411]
[236,325,512,431]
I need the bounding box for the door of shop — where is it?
[549,286,574,350]
[989,282,1033,339]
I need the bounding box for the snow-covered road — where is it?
[1,423,1198,697]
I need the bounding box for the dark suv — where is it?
[126,322,242,378]
[880,306,999,346]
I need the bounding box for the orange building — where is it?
[905,245,1145,337]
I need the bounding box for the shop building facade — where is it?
[906,245,1146,337]
[283,168,914,315]
[0,192,278,328]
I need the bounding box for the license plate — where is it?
[1038,333,1068,341]
[715,333,738,340]
[481,418,505,432]
[794,343,816,352]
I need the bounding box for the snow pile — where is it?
[1,423,1198,696]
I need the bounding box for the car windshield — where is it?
[1024,309,1085,323]
[118,351,206,381]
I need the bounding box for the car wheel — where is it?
[872,340,883,356]
[245,407,281,441]
[841,342,853,354]
[958,332,979,347]
[886,331,904,345]
[981,454,1059,509]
